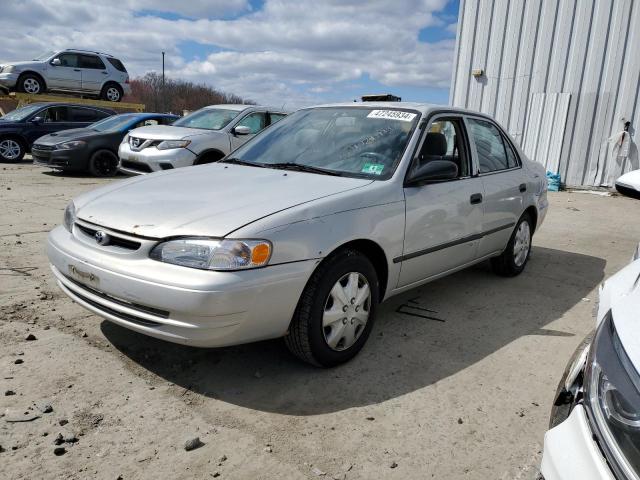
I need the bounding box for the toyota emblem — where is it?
[94,230,110,246]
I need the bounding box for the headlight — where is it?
[156,140,191,150]
[3,65,17,73]
[149,238,272,270]
[63,202,76,232]
[56,140,86,150]
[122,134,130,144]
[585,311,640,480]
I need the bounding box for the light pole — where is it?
[161,51,165,112]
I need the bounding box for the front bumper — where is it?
[541,405,615,480]
[47,224,316,347]
[0,72,19,89]
[118,142,196,175]
[32,145,88,171]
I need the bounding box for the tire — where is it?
[18,73,44,95]
[194,152,224,165]
[101,83,123,102]
[491,212,533,277]
[0,137,25,163]
[88,149,119,177]
[285,249,379,367]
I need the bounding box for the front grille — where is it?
[76,223,141,250]
[121,160,152,173]
[32,144,55,151]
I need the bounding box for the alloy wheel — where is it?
[322,272,371,351]
[23,78,41,94]
[106,87,120,102]
[0,139,21,160]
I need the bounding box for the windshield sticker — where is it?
[361,163,385,175]
[367,110,417,122]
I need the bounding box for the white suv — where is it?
[0,49,131,102]
[118,104,287,174]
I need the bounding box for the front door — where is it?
[25,106,74,144]
[47,53,82,90]
[465,117,525,257]
[230,111,266,150]
[398,116,484,288]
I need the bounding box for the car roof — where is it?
[303,102,492,118]
[22,102,116,113]
[201,104,289,113]
[63,49,115,58]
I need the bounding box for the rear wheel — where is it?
[88,149,119,177]
[19,74,44,95]
[285,249,379,367]
[101,83,122,102]
[0,138,25,162]
[491,213,532,276]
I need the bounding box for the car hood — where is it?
[75,163,373,238]
[1,61,39,69]
[35,128,104,145]
[616,169,640,192]
[602,251,640,368]
[127,125,219,141]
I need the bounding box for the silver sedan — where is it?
[47,103,549,367]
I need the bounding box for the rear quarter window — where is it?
[107,58,127,73]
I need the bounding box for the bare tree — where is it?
[128,73,252,113]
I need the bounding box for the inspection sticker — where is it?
[367,110,417,122]
[361,163,385,175]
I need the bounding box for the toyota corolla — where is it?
[47,103,548,367]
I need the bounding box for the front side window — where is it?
[42,107,70,123]
[467,118,512,173]
[228,107,420,179]
[411,118,469,178]
[172,108,239,130]
[55,54,79,68]
[236,112,266,134]
[269,113,287,125]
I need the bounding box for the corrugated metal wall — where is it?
[450,0,640,187]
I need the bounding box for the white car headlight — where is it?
[56,140,86,150]
[149,238,272,271]
[122,134,130,144]
[157,140,191,150]
[63,202,76,232]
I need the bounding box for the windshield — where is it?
[0,104,43,122]
[172,108,238,130]
[228,107,420,179]
[33,50,55,61]
[90,114,138,132]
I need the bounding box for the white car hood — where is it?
[74,163,373,238]
[616,169,640,192]
[128,125,220,140]
[1,60,39,69]
[601,254,640,368]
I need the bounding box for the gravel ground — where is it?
[2,162,640,480]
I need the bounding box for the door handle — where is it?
[470,193,483,205]
[74,69,81,72]
[519,183,527,192]
[101,71,108,74]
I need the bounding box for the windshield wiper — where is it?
[219,157,266,168]
[267,162,342,176]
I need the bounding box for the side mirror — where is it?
[30,116,43,124]
[51,58,61,66]
[405,160,458,186]
[233,125,251,136]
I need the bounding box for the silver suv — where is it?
[0,49,131,102]
[118,104,287,174]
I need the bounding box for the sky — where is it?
[0,0,460,108]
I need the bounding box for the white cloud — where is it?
[0,0,456,107]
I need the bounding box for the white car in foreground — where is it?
[616,169,640,199]
[541,244,640,479]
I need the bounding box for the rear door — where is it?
[466,117,525,258]
[78,54,109,93]
[230,111,267,150]
[398,115,485,287]
[69,107,111,127]
[48,53,82,90]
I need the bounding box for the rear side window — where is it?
[107,58,127,72]
[467,118,511,173]
[79,55,106,70]
[70,107,109,122]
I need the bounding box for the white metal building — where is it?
[450,0,640,187]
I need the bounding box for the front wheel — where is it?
[0,138,25,162]
[491,213,532,276]
[285,249,379,367]
[19,74,43,95]
[88,149,119,177]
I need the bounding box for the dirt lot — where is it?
[1,162,640,480]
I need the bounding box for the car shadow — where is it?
[101,246,605,415]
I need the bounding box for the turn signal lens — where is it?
[251,243,271,264]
